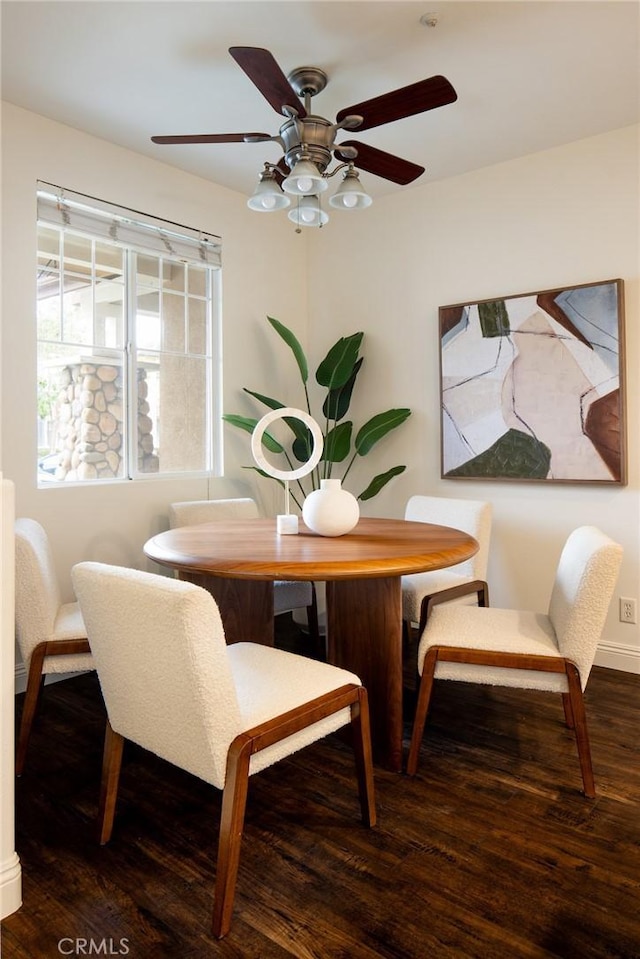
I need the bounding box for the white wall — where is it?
[2,104,638,674]
[306,124,640,672]
[0,477,21,918]
[1,103,308,592]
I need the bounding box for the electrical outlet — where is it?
[619,597,637,624]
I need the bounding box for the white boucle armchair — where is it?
[169,497,321,654]
[401,495,493,637]
[407,525,623,798]
[71,561,376,939]
[14,518,93,775]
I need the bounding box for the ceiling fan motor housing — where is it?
[280,115,334,173]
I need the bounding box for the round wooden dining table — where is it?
[144,516,478,772]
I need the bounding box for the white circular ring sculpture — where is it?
[250,407,324,481]
[251,408,324,534]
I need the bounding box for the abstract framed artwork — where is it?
[439,279,626,484]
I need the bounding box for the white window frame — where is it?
[36,181,223,486]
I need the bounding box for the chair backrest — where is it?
[15,518,63,662]
[404,495,492,580]
[169,497,260,529]
[548,526,623,687]
[71,562,242,789]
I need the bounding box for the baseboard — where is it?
[0,851,22,920]
[594,641,640,675]
[14,663,81,695]
[14,662,26,694]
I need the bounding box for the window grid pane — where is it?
[161,291,186,353]
[129,251,213,478]
[37,209,218,485]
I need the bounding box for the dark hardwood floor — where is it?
[3,619,640,958]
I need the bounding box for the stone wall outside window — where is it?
[49,360,158,481]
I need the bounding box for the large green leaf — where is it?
[323,358,363,422]
[241,390,310,449]
[242,465,284,486]
[292,426,317,464]
[316,333,363,391]
[222,414,283,453]
[242,389,284,411]
[354,409,411,456]
[285,417,311,446]
[221,413,258,434]
[358,465,406,501]
[323,421,353,464]
[267,316,308,385]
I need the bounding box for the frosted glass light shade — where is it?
[282,159,328,196]
[247,175,290,212]
[329,169,372,210]
[287,197,329,228]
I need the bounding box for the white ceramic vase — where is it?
[302,479,360,537]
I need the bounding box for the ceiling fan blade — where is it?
[272,158,289,188]
[229,46,307,119]
[151,133,271,145]
[335,141,424,185]
[336,75,456,131]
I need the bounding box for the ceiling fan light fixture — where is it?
[328,166,372,210]
[287,196,329,228]
[282,157,328,196]
[247,165,290,211]
[155,46,458,231]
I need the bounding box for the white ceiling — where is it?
[2,1,639,200]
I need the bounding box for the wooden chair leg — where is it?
[565,663,596,798]
[306,584,324,660]
[407,648,439,776]
[97,722,125,845]
[212,739,252,939]
[562,692,575,729]
[350,688,376,827]
[16,644,48,776]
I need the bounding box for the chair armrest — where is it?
[418,580,489,635]
[230,683,364,757]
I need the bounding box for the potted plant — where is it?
[223,316,411,510]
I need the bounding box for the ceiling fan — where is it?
[151,47,457,224]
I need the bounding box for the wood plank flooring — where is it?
[3,621,640,958]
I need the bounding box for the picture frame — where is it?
[439,278,626,484]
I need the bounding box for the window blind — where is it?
[36,181,222,267]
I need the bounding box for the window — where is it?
[36,182,222,485]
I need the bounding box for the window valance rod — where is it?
[36,180,222,267]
